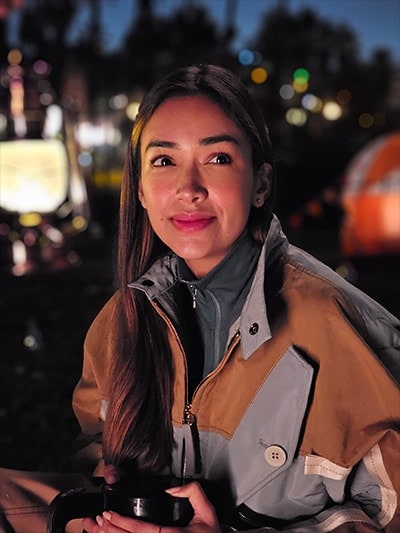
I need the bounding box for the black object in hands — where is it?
[47,476,194,533]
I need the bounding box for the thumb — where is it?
[103,464,120,485]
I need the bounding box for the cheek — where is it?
[141,182,168,209]
[218,182,253,213]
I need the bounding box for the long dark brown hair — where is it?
[103,64,276,475]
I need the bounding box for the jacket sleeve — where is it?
[70,294,118,476]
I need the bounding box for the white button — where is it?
[264,445,287,467]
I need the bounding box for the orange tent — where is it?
[340,131,400,257]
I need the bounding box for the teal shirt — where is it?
[177,233,261,377]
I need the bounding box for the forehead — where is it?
[141,95,242,140]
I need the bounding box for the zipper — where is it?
[149,299,242,478]
[150,298,242,404]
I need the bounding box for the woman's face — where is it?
[139,95,269,278]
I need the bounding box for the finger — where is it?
[102,510,161,532]
[81,516,101,533]
[165,481,218,526]
[166,480,208,506]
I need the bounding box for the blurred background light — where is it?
[293,67,310,83]
[250,66,268,84]
[0,139,68,213]
[292,79,308,93]
[7,48,22,65]
[301,93,321,112]
[18,213,42,227]
[358,112,374,128]
[109,93,128,110]
[238,48,254,66]
[125,101,140,121]
[322,101,343,120]
[279,84,295,100]
[39,92,54,106]
[285,107,308,126]
[77,151,93,167]
[72,215,88,231]
[0,113,7,133]
[33,60,51,76]
[337,88,352,105]
[43,105,63,137]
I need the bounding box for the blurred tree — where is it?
[243,5,398,215]
[119,0,236,92]
[19,0,76,94]
[0,17,7,64]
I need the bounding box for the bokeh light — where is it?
[250,67,268,84]
[238,49,254,66]
[280,84,295,100]
[125,101,141,121]
[337,89,352,105]
[292,79,308,93]
[322,101,342,120]
[301,93,322,112]
[78,152,93,167]
[18,213,42,227]
[358,113,374,128]
[293,67,310,83]
[285,107,307,126]
[72,215,88,231]
[0,113,7,133]
[33,60,51,76]
[7,49,22,66]
[39,92,54,106]
[109,93,128,110]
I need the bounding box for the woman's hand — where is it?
[82,481,222,532]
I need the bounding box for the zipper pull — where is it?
[190,285,198,309]
[181,404,197,479]
[183,403,195,425]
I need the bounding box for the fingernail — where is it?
[96,515,104,527]
[165,486,181,494]
[103,511,111,520]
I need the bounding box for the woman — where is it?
[1,64,399,533]
[77,64,400,532]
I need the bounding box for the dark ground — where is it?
[1,225,399,473]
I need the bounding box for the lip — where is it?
[170,212,216,232]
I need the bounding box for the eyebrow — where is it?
[200,134,241,147]
[144,134,241,153]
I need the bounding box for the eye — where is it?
[209,153,232,165]
[152,155,174,167]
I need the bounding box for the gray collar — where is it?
[236,237,271,359]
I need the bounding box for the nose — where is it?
[176,164,207,203]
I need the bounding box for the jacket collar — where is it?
[128,215,288,360]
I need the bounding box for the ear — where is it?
[252,163,272,207]
[138,184,147,209]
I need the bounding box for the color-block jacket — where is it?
[72,216,400,531]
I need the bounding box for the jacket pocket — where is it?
[226,345,315,505]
